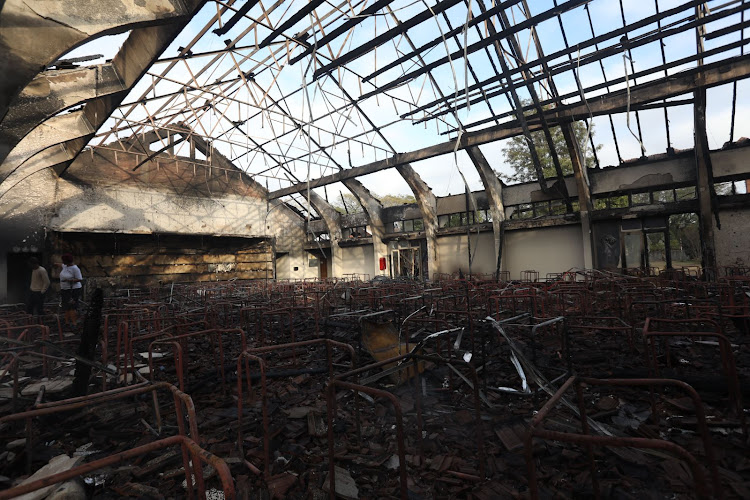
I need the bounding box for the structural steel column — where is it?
[465,146,505,268]
[342,179,388,277]
[395,164,438,280]
[561,123,594,269]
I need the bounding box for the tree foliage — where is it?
[333,192,416,214]
[500,119,601,184]
[379,193,417,207]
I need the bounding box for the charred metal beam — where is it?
[413,1,750,125]
[311,0,470,79]
[269,54,750,199]
[257,0,328,49]
[357,0,589,99]
[289,0,396,65]
[213,0,261,36]
[447,38,750,132]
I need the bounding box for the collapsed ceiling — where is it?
[1,0,749,214]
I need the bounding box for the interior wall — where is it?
[502,225,585,279]
[437,232,496,275]
[0,150,311,300]
[49,232,273,291]
[714,207,750,268]
[340,244,375,278]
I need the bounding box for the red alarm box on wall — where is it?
[379,257,387,270]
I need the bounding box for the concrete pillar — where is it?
[307,191,344,278]
[694,88,718,278]
[342,179,388,277]
[0,0,191,125]
[395,164,438,280]
[465,146,506,270]
[561,123,594,270]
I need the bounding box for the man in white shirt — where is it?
[27,257,50,317]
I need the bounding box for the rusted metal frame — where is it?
[236,352,269,478]
[0,325,52,376]
[0,352,20,409]
[529,316,570,381]
[525,376,719,499]
[412,0,709,120]
[568,316,634,351]
[283,304,320,336]
[311,0,467,78]
[401,317,459,356]
[0,324,46,357]
[259,309,294,351]
[642,318,744,426]
[0,435,234,500]
[30,381,200,441]
[238,339,356,479]
[4,382,201,490]
[583,376,722,498]
[333,353,486,481]
[148,327,245,390]
[327,379,407,499]
[240,305,269,343]
[122,320,210,384]
[150,339,186,391]
[119,320,170,383]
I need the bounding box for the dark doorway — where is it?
[7,252,43,304]
[319,256,328,279]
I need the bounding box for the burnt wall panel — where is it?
[48,232,273,291]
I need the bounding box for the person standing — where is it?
[59,253,83,328]
[27,257,50,317]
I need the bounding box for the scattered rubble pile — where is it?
[1,270,749,498]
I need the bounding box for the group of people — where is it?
[26,253,83,329]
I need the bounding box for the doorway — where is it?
[7,252,43,304]
[392,247,422,279]
[620,228,671,274]
[319,256,328,279]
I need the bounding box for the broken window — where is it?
[631,192,650,205]
[653,190,673,203]
[669,213,701,268]
[675,187,696,201]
